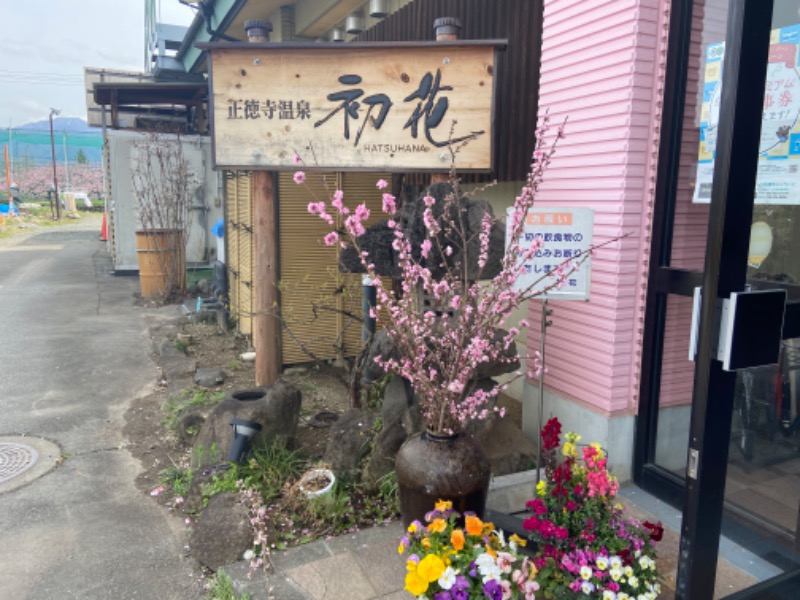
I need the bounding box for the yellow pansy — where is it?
[408,522,418,534]
[421,537,431,549]
[417,554,446,582]
[510,533,527,548]
[427,518,446,533]
[536,480,546,497]
[404,570,428,596]
[435,499,453,511]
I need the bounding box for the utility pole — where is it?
[49,108,62,220]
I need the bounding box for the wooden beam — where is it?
[253,171,280,386]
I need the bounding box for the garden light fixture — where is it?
[228,417,262,463]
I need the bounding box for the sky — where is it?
[0,0,196,127]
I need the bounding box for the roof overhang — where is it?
[93,81,207,106]
[92,81,208,130]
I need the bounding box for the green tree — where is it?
[75,149,88,164]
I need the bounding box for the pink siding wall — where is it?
[527,0,671,415]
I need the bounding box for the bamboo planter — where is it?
[135,229,186,299]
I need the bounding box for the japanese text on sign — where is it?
[507,209,594,301]
[206,44,496,170]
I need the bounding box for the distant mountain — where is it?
[2,118,102,166]
[18,117,94,133]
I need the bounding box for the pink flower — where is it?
[293,152,301,165]
[376,179,388,189]
[323,232,339,246]
[423,195,435,207]
[420,239,432,259]
[382,193,396,214]
[150,486,165,497]
[307,201,326,215]
[293,171,305,184]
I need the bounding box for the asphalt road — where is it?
[0,220,199,599]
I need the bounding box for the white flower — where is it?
[602,591,617,600]
[617,594,630,600]
[438,566,457,590]
[609,568,623,582]
[624,566,634,578]
[609,556,623,570]
[581,581,595,594]
[243,549,255,561]
[596,555,609,570]
[628,575,639,588]
[580,565,593,580]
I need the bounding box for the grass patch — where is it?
[163,388,225,432]
[201,440,306,504]
[206,569,251,600]
[159,464,194,497]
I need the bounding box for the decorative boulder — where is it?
[337,183,506,281]
[194,368,227,387]
[362,420,408,493]
[362,329,398,385]
[193,380,302,466]
[323,408,377,482]
[398,182,506,280]
[189,492,253,571]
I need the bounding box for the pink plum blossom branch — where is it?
[296,114,621,433]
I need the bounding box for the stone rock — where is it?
[398,182,506,280]
[177,410,206,445]
[463,378,499,439]
[379,375,422,435]
[339,223,400,277]
[323,408,377,482]
[190,492,253,571]
[193,381,302,466]
[473,329,520,378]
[381,376,413,427]
[338,184,505,280]
[362,420,408,493]
[475,416,536,476]
[362,329,398,384]
[195,368,227,387]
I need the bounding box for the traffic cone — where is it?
[100,213,108,241]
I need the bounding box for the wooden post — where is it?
[246,19,280,387]
[253,171,279,386]
[432,17,462,184]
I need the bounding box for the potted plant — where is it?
[131,130,194,302]
[521,418,664,598]
[299,114,585,525]
[399,499,539,599]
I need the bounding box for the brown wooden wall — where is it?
[355,0,543,182]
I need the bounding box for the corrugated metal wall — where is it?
[224,171,255,337]
[278,171,390,365]
[355,0,543,182]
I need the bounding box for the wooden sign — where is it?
[201,42,499,171]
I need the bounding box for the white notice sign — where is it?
[507,207,594,301]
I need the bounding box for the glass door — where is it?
[635,0,800,596]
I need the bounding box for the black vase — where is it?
[395,430,491,527]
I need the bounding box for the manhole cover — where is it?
[0,443,39,483]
